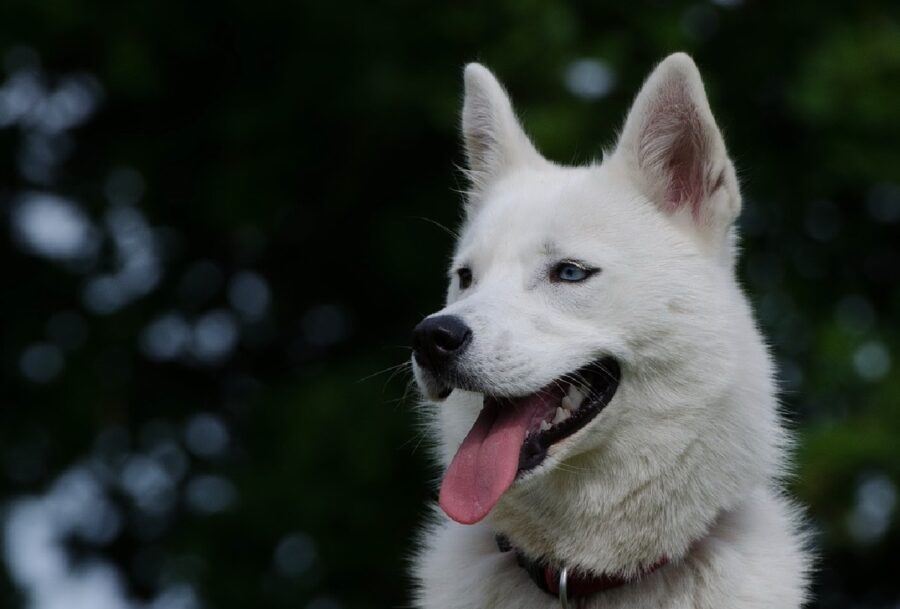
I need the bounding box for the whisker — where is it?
[408,215,461,240]
[356,360,411,384]
[555,461,589,475]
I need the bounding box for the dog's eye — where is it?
[551,261,598,283]
[456,267,473,289]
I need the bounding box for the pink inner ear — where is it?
[664,128,706,220]
[638,82,716,221]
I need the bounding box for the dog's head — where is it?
[412,54,779,564]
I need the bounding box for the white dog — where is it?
[410,53,810,609]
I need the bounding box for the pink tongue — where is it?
[439,396,545,524]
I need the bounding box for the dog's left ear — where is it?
[613,53,740,245]
[461,63,545,201]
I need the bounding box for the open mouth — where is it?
[517,357,622,473]
[439,357,621,525]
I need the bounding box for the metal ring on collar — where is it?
[559,566,569,609]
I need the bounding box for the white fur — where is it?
[411,53,811,608]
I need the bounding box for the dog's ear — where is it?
[613,53,740,243]
[461,63,544,199]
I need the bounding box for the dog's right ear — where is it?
[461,63,544,200]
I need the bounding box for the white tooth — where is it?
[553,407,567,425]
[540,420,551,432]
[567,384,584,409]
[561,396,575,412]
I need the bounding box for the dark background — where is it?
[0,1,898,608]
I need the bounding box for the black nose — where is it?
[412,315,472,371]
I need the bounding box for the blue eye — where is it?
[551,261,598,283]
[558,264,587,281]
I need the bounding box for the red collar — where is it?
[496,535,669,598]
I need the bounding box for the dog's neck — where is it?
[488,472,722,580]
[486,386,768,579]
[414,482,809,609]
[496,532,673,600]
